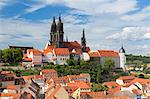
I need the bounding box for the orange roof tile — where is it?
[67,81,91,89]
[42,69,57,73]
[81,92,106,99]
[89,51,100,57]
[98,50,119,57]
[117,76,135,81]
[46,85,61,99]
[6,85,17,90]
[0,93,20,99]
[54,48,69,55]
[27,49,42,55]
[103,81,120,88]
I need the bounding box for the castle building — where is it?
[49,16,90,52]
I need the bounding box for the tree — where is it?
[2,48,23,64]
[96,64,102,83]
[66,59,77,66]
[92,83,108,92]
[103,58,115,70]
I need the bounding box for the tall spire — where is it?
[51,16,56,33]
[83,28,85,38]
[81,28,87,52]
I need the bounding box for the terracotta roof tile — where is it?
[89,51,100,57]
[0,93,20,99]
[54,48,69,55]
[98,50,119,57]
[42,69,57,73]
[27,49,42,55]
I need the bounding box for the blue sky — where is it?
[0,0,150,55]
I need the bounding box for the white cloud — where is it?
[107,27,150,40]
[25,0,137,15]
[122,6,150,21]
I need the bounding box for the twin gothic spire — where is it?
[51,16,63,33]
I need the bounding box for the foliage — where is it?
[92,83,108,92]
[144,68,150,74]
[1,48,23,64]
[66,59,78,66]
[126,54,150,64]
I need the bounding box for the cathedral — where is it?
[48,16,90,53]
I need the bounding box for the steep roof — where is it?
[89,51,100,57]
[54,48,70,55]
[98,50,119,57]
[27,49,42,55]
[62,41,81,51]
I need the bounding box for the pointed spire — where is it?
[83,28,85,38]
[53,16,56,23]
[51,16,57,33]
[58,13,61,22]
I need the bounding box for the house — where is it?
[40,69,58,80]
[67,81,91,99]
[0,71,16,87]
[26,49,43,67]
[80,91,106,99]
[107,90,136,99]
[67,74,91,83]
[45,85,70,99]
[116,76,135,85]
[53,48,70,65]
[21,79,42,99]
[89,50,120,68]
[0,93,20,99]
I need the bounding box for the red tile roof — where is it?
[54,48,70,55]
[67,81,91,89]
[103,81,120,88]
[98,50,119,57]
[81,92,106,99]
[0,93,20,99]
[89,51,100,57]
[46,85,62,99]
[27,49,42,55]
[62,41,82,51]
[6,85,17,90]
[42,69,57,73]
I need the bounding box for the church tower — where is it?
[119,44,126,71]
[50,16,64,48]
[81,29,87,52]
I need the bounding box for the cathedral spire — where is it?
[51,16,56,33]
[81,28,87,52]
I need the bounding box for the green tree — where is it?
[92,83,108,92]
[2,48,23,64]
[97,64,102,83]
[66,59,77,66]
[103,58,115,70]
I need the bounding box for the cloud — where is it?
[107,27,150,40]
[24,0,137,15]
[121,6,150,21]
[0,0,13,10]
